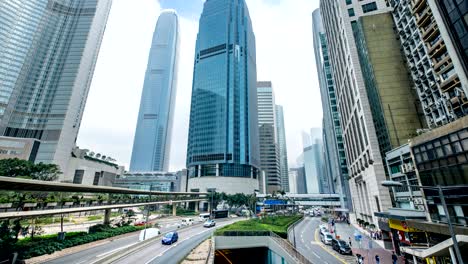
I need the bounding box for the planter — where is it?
[0,203,12,208]
[101,201,108,204]
[46,202,58,207]
[91,201,98,205]
[23,203,37,207]
[80,201,87,205]
[64,202,74,206]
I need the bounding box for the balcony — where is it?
[440,75,460,92]
[416,7,432,27]
[422,23,440,42]
[412,0,427,13]
[434,58,452,75]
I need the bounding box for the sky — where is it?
[77,0,322,171]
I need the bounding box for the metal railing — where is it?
[216,230,311,264]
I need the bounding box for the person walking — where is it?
[375,254,380,264]
[348,237,352,247]
[392,251,398,264]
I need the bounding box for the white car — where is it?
[320,232,333,245]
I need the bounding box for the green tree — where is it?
[0,158,60,181]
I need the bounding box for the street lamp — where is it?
[142,184,153,241]
[381,180,465,264]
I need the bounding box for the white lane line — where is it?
[95,242,138,258]
[312,251,321,259]
[143,221,234,264]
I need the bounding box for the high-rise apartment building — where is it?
[0,0,112,175]
[313,8,351,209]
[275,105,290,192]
[130,10,179,172]
[320,0,426,224]
[186,0,260,194]
[257,81,281,193]
[388,0,468,127]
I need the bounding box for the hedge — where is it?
[16,225,144,259]
[214,215,301,238]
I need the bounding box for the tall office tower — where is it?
[388,0,468,127]
[186,0,260,194]
[275,105,290,192]
[130,10,179,172]
[312,9,351,210]
[288,169,298,194]
[257,81,281,193]
[290,167,307,194]
[303,139,324,194]
[320,0,425,224]
[0,0,112,175]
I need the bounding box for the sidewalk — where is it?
[332,222,406,264]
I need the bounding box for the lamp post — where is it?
[142,184,153,241]
[382,180,465,264]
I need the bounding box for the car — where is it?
[203,219,216,228]
[181,218,194,226]
[319,224,328,233]
[332,238,352,255]
[320,232,333,245]
[161,231,178,245]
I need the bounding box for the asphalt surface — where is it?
[44,217,197,264]
[112,218,239,264]
[290,216,354,264]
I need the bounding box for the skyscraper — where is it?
[257,81,280,193]
[186,0,260,194]
[312,8,351,209]
[130,10,179,172]
[320,0,425,225]
[0,0,112,175]
[275,105,289,192]
[303,139,324,194]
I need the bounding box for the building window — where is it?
[93,172,101,186]
[73,170,84,184]
[362,2,377,13]
[348,8,355,17]
[346,0,352,5]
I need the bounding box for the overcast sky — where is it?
[77,0,322,171]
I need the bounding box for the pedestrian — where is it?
[375,254,380,264]
[392,251,398,264]
[348,237,352,247]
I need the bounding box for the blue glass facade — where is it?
[187,0,260,179]
[130,10,179,172]
[0,0,112,172]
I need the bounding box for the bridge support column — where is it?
[172,204,177,216]
[194,202,199,213]
[104,209,111,225]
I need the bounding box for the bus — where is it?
[212,209,229,219]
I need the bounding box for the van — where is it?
[198,213,210,222]
[181,218,194,226]
[138,228,160,241]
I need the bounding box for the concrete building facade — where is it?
[257,81,281,193]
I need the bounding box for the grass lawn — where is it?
[214,215,302,238]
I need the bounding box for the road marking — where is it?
[314,228,347,264]
[312,251,321,259]
[95,242,138,258]
[143,220,234,264]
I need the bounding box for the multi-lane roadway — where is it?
[45,217,239,264]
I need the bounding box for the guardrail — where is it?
[205,236,215,264]
[287,215,304,246]
[216,230,311,264]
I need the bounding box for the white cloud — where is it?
[78,0,322,171]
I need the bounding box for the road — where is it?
[112,218,239,264]
[44,217,198,264]
[291,216,354,264]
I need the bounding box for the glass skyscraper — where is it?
[130,10,179,172]
[275,105,289,192]
[312,9,351,208]
[186,0,260,194]
[0,0,112,174]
